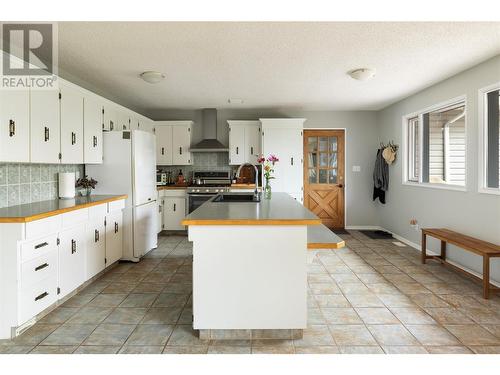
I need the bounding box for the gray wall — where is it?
[376,55,500,283]
[149,108,380,228]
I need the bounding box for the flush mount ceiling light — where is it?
[140,71,165,84]
[348,68,376,81]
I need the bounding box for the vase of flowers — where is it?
[257,154,279,199]
[75,175,98,196]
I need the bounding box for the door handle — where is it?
[44,126,50,142]
[93,135,98,147]
[115,222,119,233]
[71,239,77,254]
[71,132,76,145]
[161,147,165,155]
[338,184,344,188]
[9,119,15,137]
[173,203,176,212]
[35,263,49,272]
[179,147,182,155]
[236,146,239,155]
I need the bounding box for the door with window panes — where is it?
[303,130,345,229]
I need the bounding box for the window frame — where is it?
[402,95,467,192]
[478,82,500,196]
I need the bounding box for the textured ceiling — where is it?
[56,22,500,116]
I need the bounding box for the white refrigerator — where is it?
[87,130,158,261]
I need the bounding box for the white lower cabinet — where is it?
[58,226,86,299]
[105,210,123,266]
[86,215,106,279]
[163,197,186,231]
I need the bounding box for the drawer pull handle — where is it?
[161,147,165,155]
[236,146,239,155]
[35,263,49,272]
[34,242,49,249]
[179,146,182,155]
[93,135,98,147]
[173,203,176,212]
[35,292,48,301]
[9,119,15,137]
[114,222,119,233]
[44,126,50,142]
[71,239,77,254]
[71,132,76,145]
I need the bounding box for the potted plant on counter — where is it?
[76,175,98,196]
[257,154,279,199]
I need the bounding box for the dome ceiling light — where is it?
[348,68,376,81]
[140,71,165,84]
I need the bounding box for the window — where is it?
[307,135,338,184]
[481,85,500,191]
[404,98,466,188]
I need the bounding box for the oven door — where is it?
[188,194,216,213]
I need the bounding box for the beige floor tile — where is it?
[383,346,428,354]
[66,306,113,324]
[339,346,384,354]
[322,308,363,325]
[166,324,205,346]
[308,308,327,325]
[444,325,500,346]
[308,282,341,295]
[74,345,121,354]
[8,324,60,346]
[86,294,127,308]
[104,308,148,324]
[377,294,416,307]
[469,346,500,354]
[162,345,208,354]
[293,325,335,347]
[425,346,473,354]
[140,307,183,325]
[367,324,419,346]
[338,283,371,295]
[30,345,77,354]
[423,308,475,325]
[119,346,164,354]
[126,324,174,346]
[62,294,96,308]
[329,325,377,346]
[459,307,500,325]
[483,325,500,338]
[119,293,158,308]
[101,282,136,294]
[355,308,399,324]
[132,282,166,294]
[208,345,251,354]
[314,294,350,308]
[251,346,294,354]
[346,294,385,307]
[83,324,136,346]
[411,294,450,308]
[395,283,432,295]
[439,294,482,308]
[356,274,387,284]
[405,325,460,346]
[38,307,79,324]
[41,324,97,346]
[0,345,34,354]
[153,293,190,308]
[389,308,436,324]
[367,283,400,295]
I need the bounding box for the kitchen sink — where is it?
[212,193,261,202]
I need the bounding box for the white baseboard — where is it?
[380,227,500,288]
[345,225,384,231]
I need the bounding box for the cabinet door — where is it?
[102,104,116,131]
[58,226,86,299]
[60,85,84,164]
[129,115,139,130]
[262,128,287,192]
[30,90,61,163]
[163,197,185,231]
[141,120,155,133]
[86,217,106,280]
[0,88,30,162]
[155,125,173,165]
[83,95,103,164]
[285,130,304,195]
[157,198,163,233]
[229,125,245,165]
[172,125,191,165]
[245,124,261,164]
[105,210,123,266]
[116,110,129,131]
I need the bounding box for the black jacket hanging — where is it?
[373,148,389,204]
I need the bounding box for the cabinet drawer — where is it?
[20,250,57,287]
[61,208,88,230]
[88,203,107,218]
[18,276,57,325]
[108,199,125,213]
[20,234,58,263]
[162,189,186,198]
[25,215,61,240]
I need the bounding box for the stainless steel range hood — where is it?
[189,108,229,152]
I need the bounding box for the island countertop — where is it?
[0,195,127,223]
[182,192,321,226]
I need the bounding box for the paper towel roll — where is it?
[58,172,75,199]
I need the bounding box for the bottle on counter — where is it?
[176,169,185,185]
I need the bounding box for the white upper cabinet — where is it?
[228,120,261,165]
[116,109,130,131]
[83,95,103,164]
[141,118,155,133]
[261,119,305,198]
[155,121,192,166]
[60,82,84,164]
[102,103,117,131]
[156,124,173,165]
[0,88,30,162]
[30,90,61,164]
[172,123,192,165]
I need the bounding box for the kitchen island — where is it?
[182,192,321,336]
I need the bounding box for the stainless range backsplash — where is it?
[0,163,84,208]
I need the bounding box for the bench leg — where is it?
[483,255,490,299]
[421,232,427,264]
[440,240,446,262]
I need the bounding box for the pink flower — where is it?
[257,155,266,164]
[267,154,279,163]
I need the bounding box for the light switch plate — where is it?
[352,165,361,172]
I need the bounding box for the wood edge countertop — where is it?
[0,195,128,223]
[181,218,322,226]
[307,240,345,249]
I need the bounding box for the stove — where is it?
[187,171,232,212]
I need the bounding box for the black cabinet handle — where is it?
[44,127,50,142]
[236,146,239,155]
[179,147,182,155]
[71,239,77,254]
[35,291,48,301]
[93,135,97,147]
[114,222,118,233]
[35,263,49,272]
[161,147,165,155]
[94,229,99,242]
[35,242,49,249]
[110,121,114,131]
[250,146,254,155]
[173,203,176,212]
[9,119,15,137]
[291,157,294,166]
[71,132,76,145]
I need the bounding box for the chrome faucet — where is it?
[236,163,259,197]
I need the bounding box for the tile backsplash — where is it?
[0,163,84,208]
[157,152,236,178]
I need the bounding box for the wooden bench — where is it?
[307,224,345,250]
[421,228,500,299]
